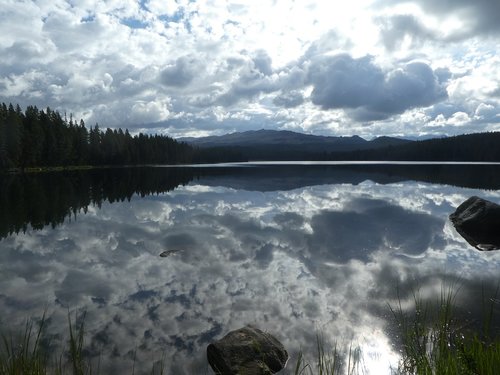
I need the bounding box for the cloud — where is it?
[146,0,180,17]
[377,14,438,50]
[215,51,279,107]
[3,41,47,64]
[377,0,500,39]
[307,54,448,121]
[42,11,118,53]
[273,91,305,108]
[160,56,200,88]
[252,50,273,76]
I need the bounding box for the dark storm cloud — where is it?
[307,54,447,121]
[378,0,500,38]
[160,56,199,88]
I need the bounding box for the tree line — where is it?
[324,132,500,162]
[0,103,246,170]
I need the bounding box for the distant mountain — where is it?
[180,129,411,159]
[180,129,500,163]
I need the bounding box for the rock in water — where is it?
[450,196,500,250]
[207,326,288,375]
[159,249,182,257]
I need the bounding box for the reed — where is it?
[390,284,500,375]
[292,335,361,375]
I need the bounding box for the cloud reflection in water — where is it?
[1,167,500,374]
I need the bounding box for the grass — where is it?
[0,312,49,375]
[0,310,171,375]
[293,337,360,375]
[292,335,363,375]
[390,283,500,375]
[0,311,92,375]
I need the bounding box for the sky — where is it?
[0,0,499,139]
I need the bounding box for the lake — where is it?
[1,163,500,374]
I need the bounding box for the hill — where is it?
[180,129,411,160]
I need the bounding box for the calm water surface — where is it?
[1,163,500,374]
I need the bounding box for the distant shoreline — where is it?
[5,160,500,174]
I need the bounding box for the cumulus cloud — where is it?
[273,90,305,108]
[377,0,500,39]
[160,56,200,88]
[474,102,500,123]
[0,0,498,136]
[215,52,280,107]
[377,14,438,50]
[252,50,273,76]
[307,54,447,121]
[146,0,180,17]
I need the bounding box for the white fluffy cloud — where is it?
[0,0,499,137]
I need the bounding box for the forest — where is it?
[324,132,500,162]
[0,103,246,169]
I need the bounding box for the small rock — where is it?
[450,196,500,251]
[159,249,182,257]
[207,326,288,375]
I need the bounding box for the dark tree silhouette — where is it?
[0,103,200,169]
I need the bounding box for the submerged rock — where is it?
[207,326,288,375]
[159,249,182,257]
[450,196,500,251]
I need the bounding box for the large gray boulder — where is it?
[207,326,288,375]
[450,196,500,250]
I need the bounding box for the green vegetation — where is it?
[390,285,500,375]
[0,311,93,375]
[0,312,167,375]
[0,102,194,169]
[293,337,361,375]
